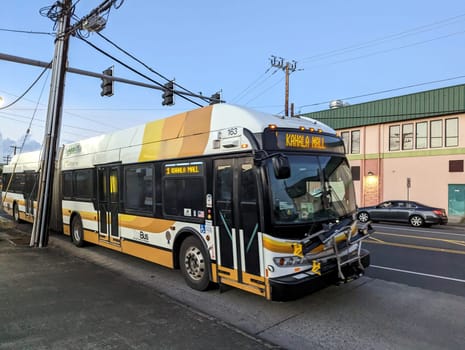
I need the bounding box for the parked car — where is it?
[357,200,448,227]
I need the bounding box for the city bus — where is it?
[1,104,372,300]
[2,150,40,224]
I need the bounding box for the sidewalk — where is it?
[0,219,276,350]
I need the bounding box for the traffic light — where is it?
[210,92,221,105]
[162,81,174,106]
[100,67,113,97]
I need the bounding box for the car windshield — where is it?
[268,154,357,224]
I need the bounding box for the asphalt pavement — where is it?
[0,217,276,350]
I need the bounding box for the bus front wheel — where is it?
[71,216,85,247]
[179,236,211,291]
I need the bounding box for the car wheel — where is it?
[71,216,85,247]
[179,236,211,291]
[357,212,370,223]
[409,215,424,227]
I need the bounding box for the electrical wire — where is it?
[95,32,210,104]
[0,62,52,111]
[301,30,465,74]
[243,75,284,106]
[298,75,465,111]
[235,14,465,107]
[0,111,107,135]
[300,13,465,64]
[300,108,465,121]
[0,28,53,36]
[231,67,278,104]
[16,64,52,154]
[75,32,203,107]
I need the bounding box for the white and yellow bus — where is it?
[2,150,41,224]
[2,104,372,300]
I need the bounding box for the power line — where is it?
[301,30,465,74]
[0,28,54,36]
[233,13,465,106]
[0,62,52,110]
[298,75,465,111]
[95,32,210,104]
[301,108,465,121]
[231,67,275,103]
[0,111,107,134]
[243,76,284,107]
[75,33,204,107]
[299,13,465,64]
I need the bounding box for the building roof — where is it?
[300,83,465,130]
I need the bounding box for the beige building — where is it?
[302,84,465,221]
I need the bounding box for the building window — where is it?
[351,130,360,154]
[351,166,360,181]
[389,125,400,151]
[415,122,427,149]
[341,131,350,154]
[445,118,458,147]
[402,123,413,150]
[430,120,443,148]
[449,160,464,172]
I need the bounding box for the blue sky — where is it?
[1,0,465,154]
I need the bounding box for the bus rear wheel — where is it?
[71,216,85,247]
[13,203,21,223]
[179,236,211,291]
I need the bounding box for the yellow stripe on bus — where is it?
[119,215,175,233]
[138,106,213,162]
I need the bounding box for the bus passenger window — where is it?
[125,166,153,212]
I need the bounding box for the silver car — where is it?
[357,200,448,227]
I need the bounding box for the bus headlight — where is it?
[273,256,308,267]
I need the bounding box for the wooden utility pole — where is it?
[270,56,297,117]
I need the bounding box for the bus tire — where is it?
[71,216,85,247]
[179,236,211,291]
[13,202,21,223]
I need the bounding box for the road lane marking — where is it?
[364,239,465,255]
[374,225,465,238]
[368,236,386,243]
[374,231,465,244]
[371,265,465,283]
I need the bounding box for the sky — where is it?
[1,0,465,159]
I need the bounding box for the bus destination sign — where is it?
[263,129,345,153]
[284,133,326,150]
[164,162,204,176]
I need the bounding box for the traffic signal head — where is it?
[162,81,174,106]
[100,67,113,97]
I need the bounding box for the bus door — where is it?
[24,172,37,217]
[214,157,264,290]
[97,165,120,244]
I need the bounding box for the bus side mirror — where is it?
[272,154,290,179]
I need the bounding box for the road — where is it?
[2,217,465,349]
[365,223,465,297]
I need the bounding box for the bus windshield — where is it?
[268,154,357,225]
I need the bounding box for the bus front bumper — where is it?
[269,249,370,301]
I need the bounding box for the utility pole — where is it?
[31,0,121,248]
[3,155,11,165]
[270,55,297,117]
[10,145,19,155]
[31,0,72,248]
